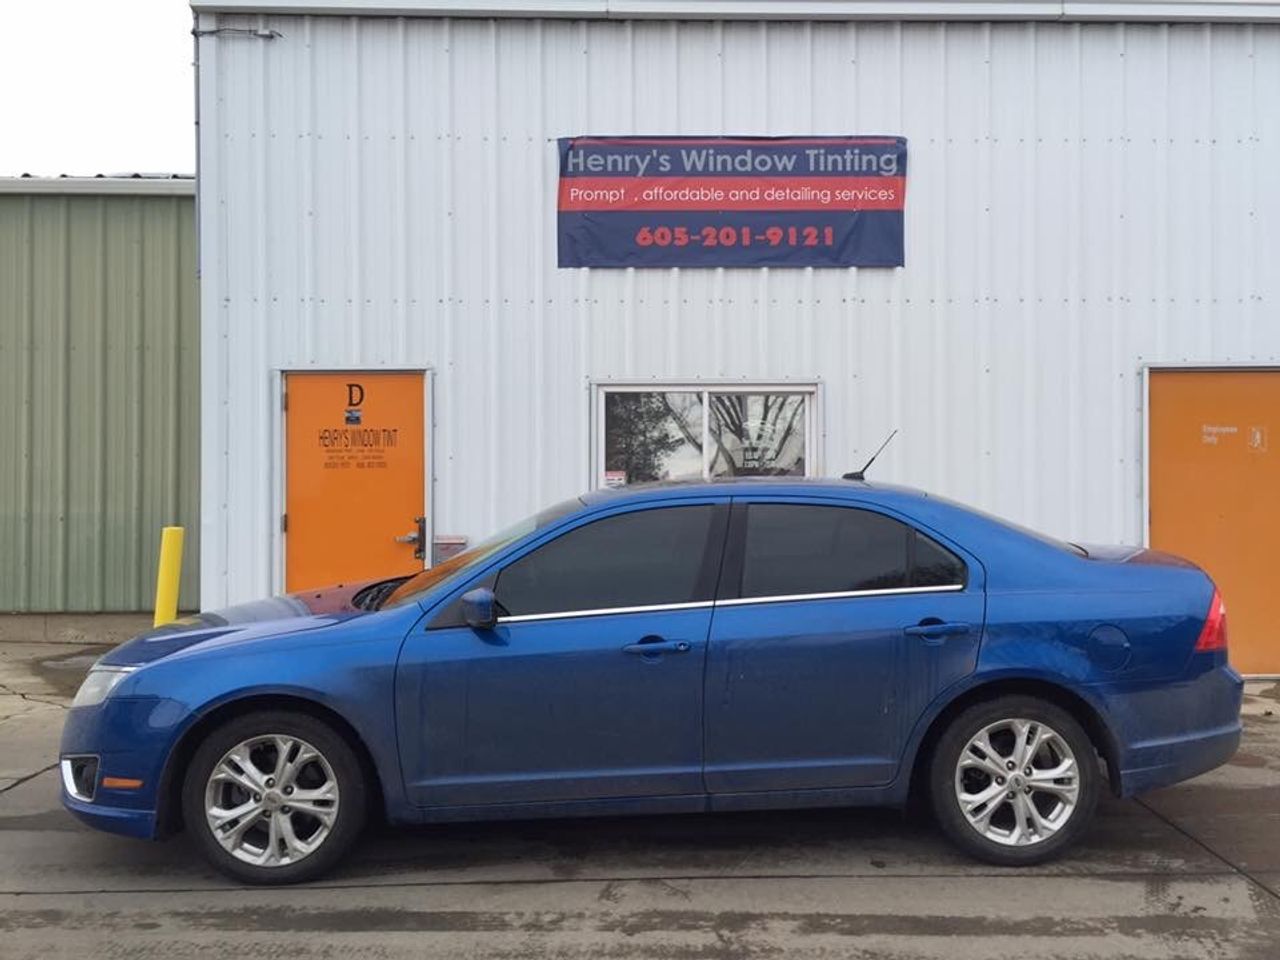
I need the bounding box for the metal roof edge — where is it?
[0,177,196,197]
[187,0,1280,22]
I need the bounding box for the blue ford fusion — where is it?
[61,480,1242,883]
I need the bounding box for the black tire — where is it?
[181,710,368,884]
[929,695,1099,866]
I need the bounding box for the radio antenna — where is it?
[842,429,898,481]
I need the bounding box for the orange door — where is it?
[1148,369,1279,675]
[284,371,426,592]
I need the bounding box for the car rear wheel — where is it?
[929,696,1099,865]
[181,710,367,884]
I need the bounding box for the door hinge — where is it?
[281,390,288,412]
[281,513,288,533]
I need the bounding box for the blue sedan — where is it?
[60,479,1243,883]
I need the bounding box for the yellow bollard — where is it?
[153,526,185,627]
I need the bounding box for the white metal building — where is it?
[192,1,1280,657]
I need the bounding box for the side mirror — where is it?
[461,587,498,630]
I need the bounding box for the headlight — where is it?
[71,666,137,708]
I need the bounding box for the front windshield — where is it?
[380,497,583,609]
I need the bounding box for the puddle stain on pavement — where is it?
[29,647,112,700]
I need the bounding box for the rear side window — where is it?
[495,505,716,617]
[912,529,966,587]
[739,504,965,599]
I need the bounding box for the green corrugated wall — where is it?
[0,191,199,611]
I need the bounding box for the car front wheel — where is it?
[929,695,1099,865]
[181,709,367,884]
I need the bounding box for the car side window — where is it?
[912,528,966,587]
[739,503,964,599]
[494,505,717,617]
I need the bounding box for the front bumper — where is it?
[59,696,188,840]
[61,792,158,839]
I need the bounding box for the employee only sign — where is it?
[557,135,906,268]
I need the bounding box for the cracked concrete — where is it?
[0,642,94,790]
[0,686,71,716]
[0,639,1277,958]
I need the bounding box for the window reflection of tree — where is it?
[658,393,806,477]
[604,393,689,483]
[710,394,806,476]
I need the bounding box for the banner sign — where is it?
[557,136,906,268]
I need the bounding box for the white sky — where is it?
[0,0,195,176]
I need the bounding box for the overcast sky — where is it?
[0,0,195,177]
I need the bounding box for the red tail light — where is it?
[1194,588,1228,653]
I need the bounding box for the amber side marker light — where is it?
[100,777,144,790]
[1194,589,1228,653]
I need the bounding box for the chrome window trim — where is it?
[494,583,964,624]
[716,584,965,607]
[497,599,715,624]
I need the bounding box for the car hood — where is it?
[98,579,386,667]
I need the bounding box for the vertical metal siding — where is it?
[198,14,1280,608]
[0,194,200,611]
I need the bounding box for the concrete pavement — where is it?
[2,639,1278,959]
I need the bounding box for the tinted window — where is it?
[383,497,582,609]
[741,505,909,597]
[912,530,966,587]
[495,506,716,617]
[739,505,966,598]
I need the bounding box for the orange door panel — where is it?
[1149,369,1278,675]
[284,371,426,592]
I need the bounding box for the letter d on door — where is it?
[346,383,365,406]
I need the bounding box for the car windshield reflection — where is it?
[380,497,583,609]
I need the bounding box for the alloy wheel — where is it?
[203,734,340,867]
[953,717,1080,847]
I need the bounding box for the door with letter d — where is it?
[283,371,428,592]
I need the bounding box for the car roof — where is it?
[579,476,932,508]
[575,478,1105,590]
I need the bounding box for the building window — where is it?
[597,386,816,487]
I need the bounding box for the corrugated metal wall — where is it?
[197,14,1280,608]
[0,192,200,611]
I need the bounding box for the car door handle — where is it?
[904,621,972,640]
[622,638,692,656]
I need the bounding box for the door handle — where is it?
[904,621,972,641]
[394,516,427,560]
[622,638,692,656]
